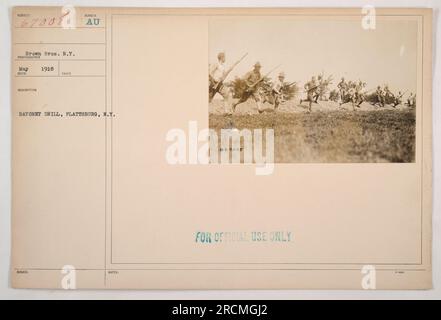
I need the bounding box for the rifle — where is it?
[247,64,281,90]
[397,90,408,98]
[303,84,320,93]
[272,81,297,98]
[212,53,248,93]
[285,81,297,87]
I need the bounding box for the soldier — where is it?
[209,52,233,114]
[411,93,416,107]
[375,86,385,107]
[384,85,393,105]
[354,81,366,108]
[357,80,366,91]
[317,74,333,102]
[337,77,345,89]
[347,85,358,111]
[310,76,318,89]
[299,76,318,112]
[233,62,264,113]
[309,76,318,99]
[272,72,285,110]
[393,91,404,108]
[337,77,347,105]
[315,74,328,102]
[406,93,412,107]
[313,75,323,103]
[407,92,416,108]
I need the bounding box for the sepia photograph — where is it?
[208,17,417,163]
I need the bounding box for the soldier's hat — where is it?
[254,61,261,68]
[278,72,285,78]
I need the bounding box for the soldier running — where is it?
[313,74,323,103]
[209,52,233,114]
[353,81,366,109]
[337,77,347,105]
[233,62,264,113]
[375,86,385,107]
[316,74,333,102]
[272,72,285,110]
[392,91,404,108]
[384,85,393,104]
[299,76,318,112]
[347,85,358,111]
[407,92,416,108]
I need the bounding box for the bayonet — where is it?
[248,64,281,89]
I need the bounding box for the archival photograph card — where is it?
[11,7,432,289]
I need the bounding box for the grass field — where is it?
[209,109,416,163]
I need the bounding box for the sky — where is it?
[209,16,418,94]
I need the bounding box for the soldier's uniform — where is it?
[337,78,346,90]
[234,62,263,112]
[309,77,317,90]
[315,75,328,102]
[272,72,285,109]
[411,93,416,107]
[348,87,356,103]
[376,86,385,107]
[209,60,225,83]
[302,82,312,101]
[300,77,317,112]
[337,78,346,104]
[407,93,416,107]
[354,82,364,107]
[320,76,332,101]
[393,91,403,107]
[384,86,393,104]
[209,52,233,113]
[306,76,318,100]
